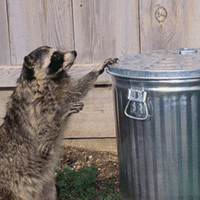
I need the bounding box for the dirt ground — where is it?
[57,146,121,197]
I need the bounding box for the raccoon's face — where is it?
[22,46,77,80]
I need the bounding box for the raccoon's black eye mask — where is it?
[48,52,64,74]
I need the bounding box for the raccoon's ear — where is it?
[24,55,35,69]
[22,56,35,80]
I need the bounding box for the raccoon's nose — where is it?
[72,51,77,57]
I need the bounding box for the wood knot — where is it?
[155,6,167,23]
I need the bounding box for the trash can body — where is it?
[107,49,200,200]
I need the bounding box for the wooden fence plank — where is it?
[0,0,11,65]
[0,66,21,87]
[139,0,199,52]
[183,0,200,48]
[7,0,74,65]
[73,0,140,63]
[62,138,117,152]
[0,90,12,125]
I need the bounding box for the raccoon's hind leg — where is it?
[0,188,22,200]
[37,181,56,200]
[74,58,117,99]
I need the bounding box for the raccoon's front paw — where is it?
[103,58,118,66]
[71,102,84,112]
[67,102,84,117]
[97,58,118,74]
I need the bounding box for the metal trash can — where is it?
[107,48,200,200]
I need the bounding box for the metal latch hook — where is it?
[124,89,149,120]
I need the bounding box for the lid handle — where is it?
[171,48,197,55]
[124,89,149,120]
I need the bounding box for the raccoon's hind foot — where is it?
[95,58,118,75]
[0,189,19,200]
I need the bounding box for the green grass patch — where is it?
[55,165,121,200]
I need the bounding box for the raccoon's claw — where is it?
[70,102,84,111]
[103,58,118,66]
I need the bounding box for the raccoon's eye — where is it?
[48,52,64,75]
[52,52,61,61]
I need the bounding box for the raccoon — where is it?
[0,46,117,200]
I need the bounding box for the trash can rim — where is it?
[106,67,200,80]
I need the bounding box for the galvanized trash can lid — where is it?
[107,48,200,79]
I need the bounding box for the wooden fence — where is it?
[1,0,200,151]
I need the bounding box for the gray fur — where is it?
[0,46,117,200]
